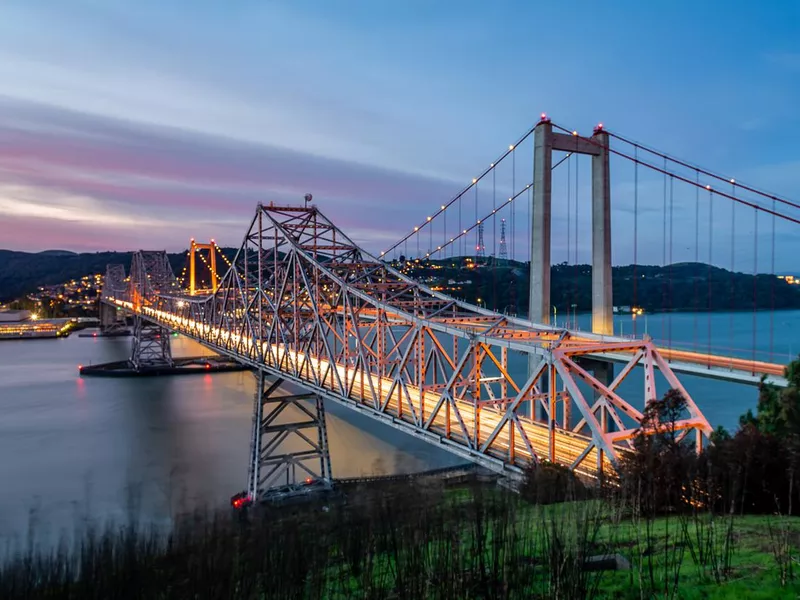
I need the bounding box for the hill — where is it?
[397,257,800,315]
[1,250,798,314]
[0,249,194,301]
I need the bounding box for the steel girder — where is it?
[106,204,714,478]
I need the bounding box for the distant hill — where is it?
[400,258,800,314]
[0,248,233,301]
[1,249,799,314]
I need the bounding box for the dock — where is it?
[78,355,249,377]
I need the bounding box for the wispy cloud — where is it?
[0,98,464,252]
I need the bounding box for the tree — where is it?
[743,358,800,439]
[620,389,697,515]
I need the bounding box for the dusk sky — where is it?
[0,0,798,269]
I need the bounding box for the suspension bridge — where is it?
[91,114,799,502]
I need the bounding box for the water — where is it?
[0,310,798,549]
[0,334,462,550]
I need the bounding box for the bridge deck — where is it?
[112,299,615,477]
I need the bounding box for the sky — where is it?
[0,0,798,269]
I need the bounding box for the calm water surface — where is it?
[0,309,798,548]
[0,334,462,549]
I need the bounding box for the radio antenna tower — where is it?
[476,222,485,259]
[499,218,508,261]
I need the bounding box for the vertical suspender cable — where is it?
[662,158,667,344]
[567,155,572,327]
[443,201,446,259]
[753,208,758,369]
[668,175,674,350]
[771,198,776,363]
[492,168,497,259]
[527,173,532,283]
[459,192,462,259]
[574,152,579,316]
[512,148,516,261]
[633,147,639,338]
[475,183,478,256]
[730,182,736,367]
[492,167,497,309]
[693,171,700,352]
[708,187,713,360]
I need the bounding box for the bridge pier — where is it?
[130,316,174,370]
[99,302,125,333]
[247,372,333,502]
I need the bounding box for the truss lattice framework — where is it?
[107,204,713,478]
[247,373,333,500]
[131,315,174,369]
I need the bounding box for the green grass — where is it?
[3,481,800,598]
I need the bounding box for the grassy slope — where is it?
[3,484,800,598]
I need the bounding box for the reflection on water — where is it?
[0,335,462,549]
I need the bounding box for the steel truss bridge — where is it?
[93,117,796,503]
[98,201,786,502]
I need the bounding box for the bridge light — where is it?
[706,185,712,190]
[509,144,514,151]
[730,178,736,184]
[597,123,603,129]
[380,251,385,256]
[490,163,494,168]
[462,229,467,234]
[472,178,477,184]
[427,216,432,221]
[477,220,481,224]
[441,205,445,210]
[540,113,547,120]
[572,131,578,136]
[414,226,419,231]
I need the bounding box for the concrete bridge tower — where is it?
[529,116,612,336]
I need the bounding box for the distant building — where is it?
[0,309,31,322]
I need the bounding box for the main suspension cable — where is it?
[606,130,800,213]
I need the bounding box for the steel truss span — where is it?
[103,203,715,483]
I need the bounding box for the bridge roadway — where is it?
[105,293,787,478]
[342,306,788,388]
[110,299,613,477]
